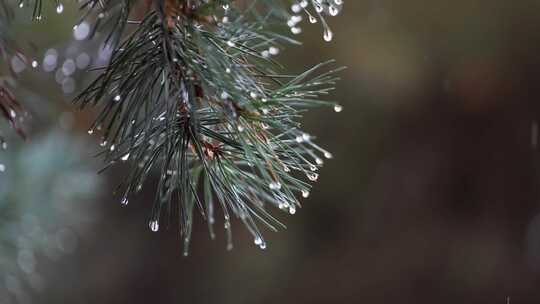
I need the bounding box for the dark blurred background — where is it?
[2,1,540,303]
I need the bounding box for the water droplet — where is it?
[269,46,280,55]
[121,153,130,161]
[149,220,159,232]
[254,237,263,246]
[324,152,333,159]
[289,206,296,214]
[323,28,334,42]
[302,190,310,198]
[0,164,5,172]
[121,197,128,205]
[56,3,64,14]
[329,5,339,16]
[269,182,282,190]
[334,104,343,112]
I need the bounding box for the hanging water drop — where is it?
[289,206,296,214]
[329,5,339,16]
[149,220,159,232]
[56,3,64,14]
[334,104,343,112]
[307,172,319,181]
[323,28,334,42]
[302,190,310,198]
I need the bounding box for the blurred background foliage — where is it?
[2,0,540,303]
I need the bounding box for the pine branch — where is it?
[74,0,344,253]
